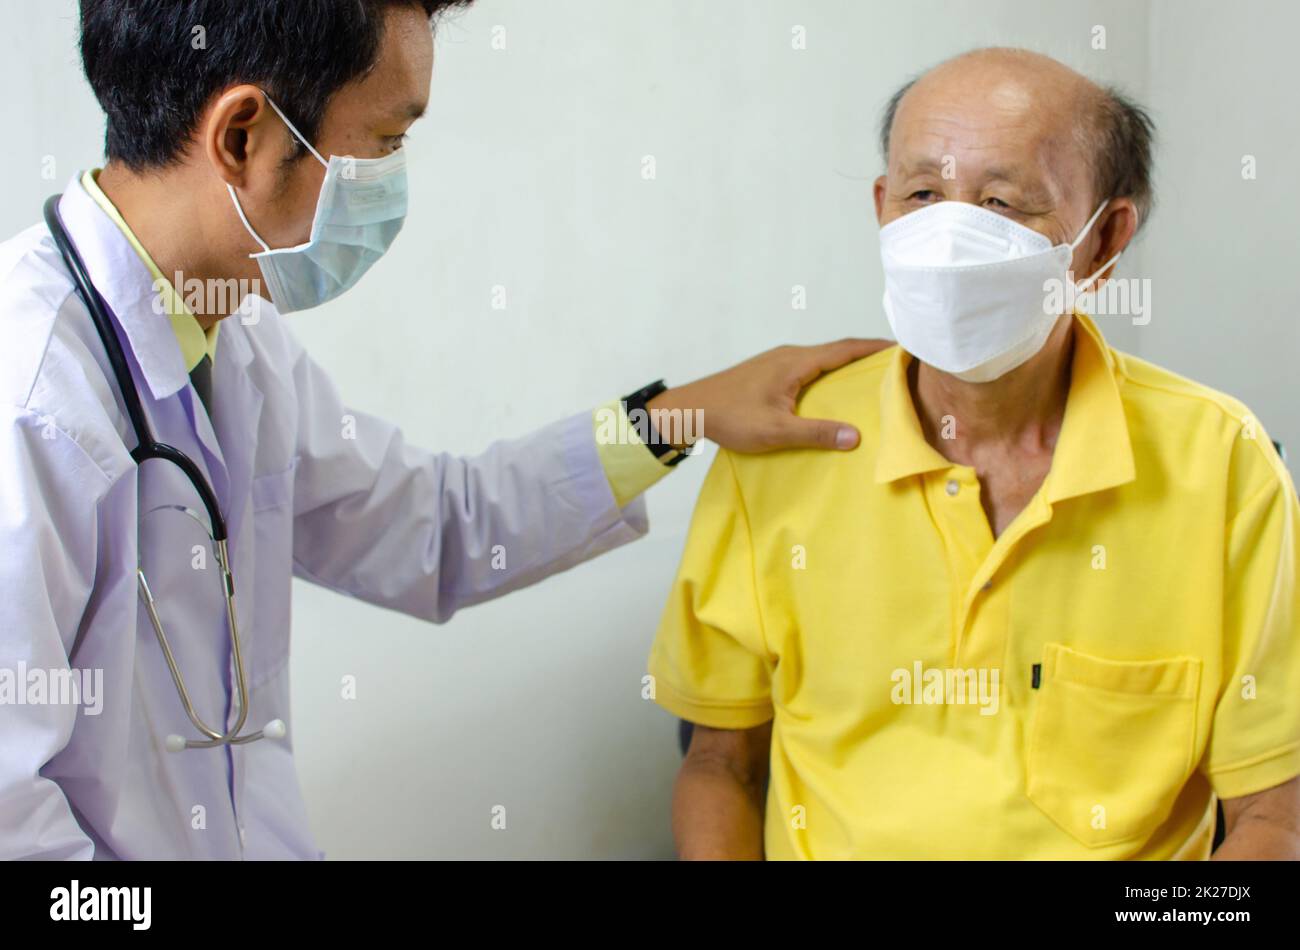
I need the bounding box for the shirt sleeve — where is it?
[647,448,773,729]
[1202,449,1300,800]
[592,398,672,508]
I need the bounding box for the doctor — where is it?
[0,0,885,859]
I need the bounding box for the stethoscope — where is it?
[44,194,285,753]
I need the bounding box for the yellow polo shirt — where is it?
[648,313,1300,859]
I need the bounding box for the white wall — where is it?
[1,0,1291,859]
[1142,0,1300,459]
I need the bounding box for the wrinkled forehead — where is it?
[890,67,1093,198]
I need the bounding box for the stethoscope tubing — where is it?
[41,192,278,751]
[42,194,228,543]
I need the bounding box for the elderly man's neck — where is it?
[912,318,1075,457]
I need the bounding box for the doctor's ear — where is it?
[202,85,288,190]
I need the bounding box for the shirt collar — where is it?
[874,312,1136,501]
[57,175,191,402]
[78,169,218,374]
[873,347,952,484]
[1043,313,1136,502]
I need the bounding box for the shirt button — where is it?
[945,479,960,496]
[982,580,992,591]
[239,826,247,847]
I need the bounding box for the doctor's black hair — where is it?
[79,0,473,171]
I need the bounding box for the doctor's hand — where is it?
[647,338,892,454]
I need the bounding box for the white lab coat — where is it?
[0,176,648,859]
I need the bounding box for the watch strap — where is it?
[622,379,692,466]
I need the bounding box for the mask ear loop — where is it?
[1076,251,1122,294]
[227,184,272,256]
[225,90,331,257]
[259,93,330,169]
[1069,199,1110,251]
[1068,200,1122,295]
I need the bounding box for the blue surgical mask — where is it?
[227,92,408,313]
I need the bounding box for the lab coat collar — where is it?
[58,173,271,538]
[58,174,191,402]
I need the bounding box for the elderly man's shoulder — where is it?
[1112,347,1290,490]
[1116,348,1264,434]
[724,344,898,485]
[798,343,900,424]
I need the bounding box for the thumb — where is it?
[768,414,861,451]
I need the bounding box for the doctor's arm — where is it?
[285,336,886,622]
[0,409,101,860]
[286,339,645,622]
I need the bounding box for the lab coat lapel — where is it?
[57,175,236,518]
[56,178,190,402]
[180,384,234,526]
[210,315,265,546]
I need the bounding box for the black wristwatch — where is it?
[622,379,692,466]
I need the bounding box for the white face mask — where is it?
[879,200,1119,383]
[227,93,408,314]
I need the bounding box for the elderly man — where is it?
[647,48,1300,860]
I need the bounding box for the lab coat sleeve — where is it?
[0,407,101,860]
[287,345,650,622]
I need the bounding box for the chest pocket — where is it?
[1025,643,1201,849]
[244,459,298,685]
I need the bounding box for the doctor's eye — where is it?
[983,197,1014,210]
[907,190,939,203]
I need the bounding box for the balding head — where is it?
[875,47,1153,252]
[889,48,1103,146]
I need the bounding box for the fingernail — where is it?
[836,427,858,449]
